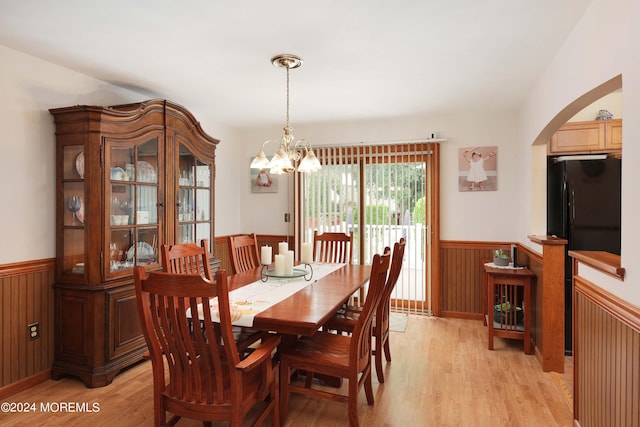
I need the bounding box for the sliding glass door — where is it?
[295,143,439,315]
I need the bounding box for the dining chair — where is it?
[312,230,353,264]
[229,233,261,274]
[313,230,361,306]
[279,249,391,427]
[160,239,213,278]
[134,266,281,427]
[161,239,266,355]
[325,238,406,383]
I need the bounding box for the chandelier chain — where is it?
[285,63,290,128]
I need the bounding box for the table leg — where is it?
[487,277,494,350]
[523,278,532,354]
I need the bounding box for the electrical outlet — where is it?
[284,213,290,222]
[28,322,40,340]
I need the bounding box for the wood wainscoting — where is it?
[0,259,55,398]
[574,276,640,427]
[439,240,515,319]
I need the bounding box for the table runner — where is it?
[189,263,345,327]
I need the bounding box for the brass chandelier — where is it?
[250,54,321,174]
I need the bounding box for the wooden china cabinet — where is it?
[50,99,219,387]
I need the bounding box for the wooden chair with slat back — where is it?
[279,249,391,427]
[160,239,213,278]
[313,231,360,305]
[161,239,266,354]
[313,231,353,264]
[229,234,261,274]
[134,267,281,427]
[324,238,406,383]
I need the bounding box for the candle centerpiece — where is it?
[260,243,313,282]
[285,250,294,275]
[301,242,313,264]
[278,241,288,255]
[274,254,285,276]
[260,246,272,266]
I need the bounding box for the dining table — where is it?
[225,263,372,336]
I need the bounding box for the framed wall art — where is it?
[250,160,278,193]
[458,146,497,191]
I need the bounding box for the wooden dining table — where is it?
[227,263,371,336]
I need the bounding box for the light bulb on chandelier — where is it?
[250,54,321,175]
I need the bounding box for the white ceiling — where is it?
[0,0,592,129]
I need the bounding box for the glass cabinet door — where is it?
[107,135,161,275]
[62,145,85,275]
[177,143,212,250]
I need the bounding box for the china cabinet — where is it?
[548,119,622,155]
[50,99,218,387]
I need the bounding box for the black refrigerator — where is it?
[547,157,621,354]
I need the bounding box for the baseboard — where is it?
[440,310,483,321]
[0,369,51,400]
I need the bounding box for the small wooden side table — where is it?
[483,263,535,354]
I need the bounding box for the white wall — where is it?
[518,0,640,306]
[236,110,523,242]
[0,44,235,262]
[568,91,623,122]
[196,121,242,237]
[0,45,148,263]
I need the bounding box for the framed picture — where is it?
[250,161,278,193]
[458,146,497,191]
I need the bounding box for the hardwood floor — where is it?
[0,316,573,426]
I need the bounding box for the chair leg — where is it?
[279,360,290,425]
[364,368,374,405]
[304,371,314,387]
[375,353,384,384]
[348,374,360,427]
[374,334,385,383]
[383,335,391,362]
[271,369,280,427]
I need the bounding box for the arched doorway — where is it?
[533,75,622,355]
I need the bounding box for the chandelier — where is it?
[250,54,321,174]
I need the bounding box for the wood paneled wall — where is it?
[439,241,514,319]
[0,259,55,397]
[574,275,640,427]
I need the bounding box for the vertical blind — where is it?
[295,142,435,315]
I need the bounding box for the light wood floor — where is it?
[0,317,573,427]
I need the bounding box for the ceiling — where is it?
[0,0,592,129]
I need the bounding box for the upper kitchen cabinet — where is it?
[49,99,218,387]
[548,119,622,155]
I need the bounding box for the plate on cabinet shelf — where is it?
[136,161,157,182]
[75,151,85,178]
[126,242,155,261]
